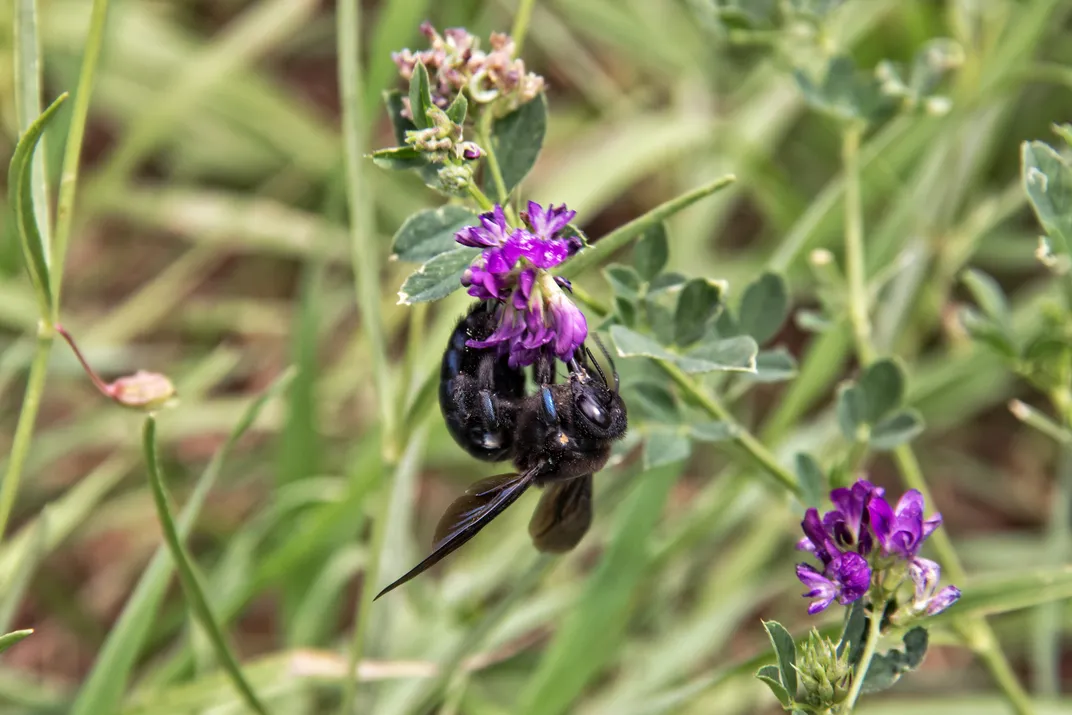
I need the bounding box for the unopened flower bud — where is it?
[107,370,178,411]
[795,629,851,710]
[437,163,473,194]
[459,142,484,161]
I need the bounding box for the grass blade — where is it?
[0,629,33,655]
[141,415,270,715]
[70,368,295,715]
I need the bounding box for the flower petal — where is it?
[926,586,961,616]
[796,563,837,615]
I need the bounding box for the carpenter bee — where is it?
[375,321,627,599]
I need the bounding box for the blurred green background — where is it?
[1,0,1071,713]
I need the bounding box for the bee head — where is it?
[566,340,627,440]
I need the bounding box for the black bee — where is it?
[375,306,627,599]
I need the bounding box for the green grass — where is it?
[1,1,1071,714]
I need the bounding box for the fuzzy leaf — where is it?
[959,308,1019,359]
[9,92,68,311]
[836,384,866,441]
[838,600,868,665]
[738,272,789,344]
[408,61,433,129]
[370,145,428,171]
[794,55,890,124]
[860,627,929,694]
[961,268,1011,330]
[391,206,479,263]
[748,348,799,383]
[484,94,547,197]
[674,278,725,348]
[633,223,669,281]
[643,428,691,470]
[631,382,679,424]
[679,336,758,374]
[1022,140,1072,243]
[763,620,798,698]
[869,408,924,450]
[604,264,642,301]
[614,296,637,328]
[755,664,791,708]
[446,92,468,125]
[795,453,825,509]
[397,247,479,304]
[644,279,684,346]
[858,358,906,424]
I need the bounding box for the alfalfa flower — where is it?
[457,202,585,367]
[393,22,544,119]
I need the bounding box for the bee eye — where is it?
[577,393,611,429]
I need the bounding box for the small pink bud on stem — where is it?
[56,325,177,411]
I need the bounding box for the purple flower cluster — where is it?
[457,203,586,367]
[796,480,960,617]
[392,23,544,119]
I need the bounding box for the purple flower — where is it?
[797,550,871,615]
[824,480,884,554]
[456,206,515,248]
[868,489,942,559]
[908,558,961,616]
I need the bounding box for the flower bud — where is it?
[796,630,851,710]
[107,370,178,411]
[437,163,474,194]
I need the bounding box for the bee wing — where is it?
[528,475,593,553]
[375,470,536,600]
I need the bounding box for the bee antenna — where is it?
[589,334,619,394]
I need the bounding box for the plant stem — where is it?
[0,327,53,544]
[141,417,270,715]
[840,118,1035,715]
[658,361,800,496]
[510,0,537,54]
[51,0,111,323]
[841,125,874,365]
[478,110,511,211]
[467,182,495,211]
[843,601,885,711]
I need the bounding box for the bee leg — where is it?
[474,351,501,432]
[538,386,559,427]
[533,353,556,387]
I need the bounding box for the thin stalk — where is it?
[467,182,495,212]
[478,110,511,208]
[842,125,874,365]
[840,117,1035,714]
[510,0,537,54]
[842,601,885,711]
[51,0,111,323]
[141,417,270,715]
[0,327,53,543]
[658,361,800,496]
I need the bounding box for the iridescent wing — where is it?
[528,475,593,553]
[375,470,535,599]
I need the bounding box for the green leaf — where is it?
[611,326,756,374]
[795,453,825,509]
[485,94,547,196]
[858,358,906,423]
[604,263,642,301]
[1055,123,1072,148]
[643,428,692,470]
[370,145,427,171]
[633,223,669,281]
[689,420,738,442]
[614,296,637,328]
[793,55,890,124]
[408,61,433,129]
[384,89,415,144]
[748,348,799,383]
[763,620,798,699]
[961,268,1011,330]
[838,600,868,664]
[391,206,478,263]
[836,384,866,441]
[959,308,1019,359]
[1022,140,1072,243]
[860,627,929,695]
[644,278,684,345]
[738,272,789,344]
[0,629,32,655]
[755,664,791,708]
[631,382,680,424]
[8,92,67,312]
[397,247,479,304]
[869,408,924,450]
[446,92,468,125]
[679,336,759,373]
[674,278,725,347]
